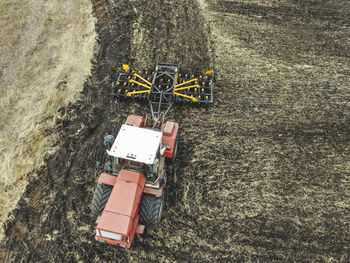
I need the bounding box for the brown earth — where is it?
[1,0,350,262]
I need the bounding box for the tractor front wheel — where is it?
[91,183,112,218]
[139,194,164,229]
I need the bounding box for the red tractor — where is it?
[91,63,213,248]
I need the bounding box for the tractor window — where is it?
[112,157,119,164]
[100,230,123,241]
[111,157,121,173]
[142,164,153,178]
[129,160,143,168]
[125,160,143,172]
[143,163,158,182]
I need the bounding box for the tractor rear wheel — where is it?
[172,138,178,162]
[139,194,164,229]
[91,183,112,218]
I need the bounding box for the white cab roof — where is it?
[108,124,162,164]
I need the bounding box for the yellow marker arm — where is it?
[129,79,151,90]
[174,84,200,92]
[173,92,198,102]
[126,90,150,96]
[134,73,152,86]
[175,78,198,88]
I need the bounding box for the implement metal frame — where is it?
[149,63,178,120]
[113,62,214,121]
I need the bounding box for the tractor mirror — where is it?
[160,147,166,156]
[104,135,115,150]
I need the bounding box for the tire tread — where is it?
[139,194,164,229]
[91,183,112,217]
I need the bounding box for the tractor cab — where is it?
[107,124,166,186]
[110,157,160,184]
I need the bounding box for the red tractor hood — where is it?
[97,169,145,236]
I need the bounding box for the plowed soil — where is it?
[1,0,350,262]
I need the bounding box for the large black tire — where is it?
[172,138,178,162]
[91,183,112,218]
[139,194,164,229]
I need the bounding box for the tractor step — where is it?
[143,185,164,197]
[136,224,145,234]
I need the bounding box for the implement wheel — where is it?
[139,194,164,229]
[91,183,112,218]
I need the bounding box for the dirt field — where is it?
[1,0,350,262]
